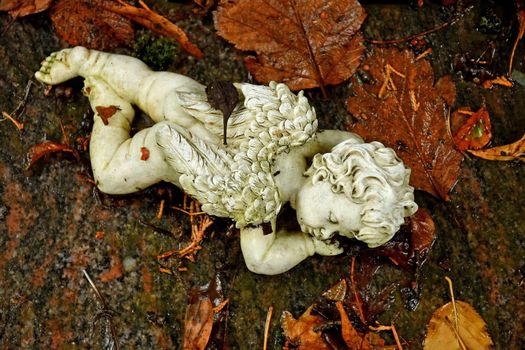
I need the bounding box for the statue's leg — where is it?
[36,47,152,103]
[85,76,176,194]
[35,46,90,85]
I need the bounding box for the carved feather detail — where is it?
[162,82,318,228]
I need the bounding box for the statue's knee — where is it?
[69,46,90,67]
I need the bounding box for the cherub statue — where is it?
[36,47,417,275]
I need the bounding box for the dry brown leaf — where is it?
[281,306,330,350]
[468,134,525,161]
[50,0,134,51]
[336,301,368,349]
[0,0,52,18]
[183,296,214,350]
[424,300,493,350]
[347,48,463,200]
[214,0,366,94]
[104,0,203,58]
[27,141,80,169]
[410,208,436,257]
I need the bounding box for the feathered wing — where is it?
[156,123,233,218]
[165,81,319,228]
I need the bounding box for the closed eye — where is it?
[328,212,338,224]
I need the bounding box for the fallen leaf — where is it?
[27,141,79,169]
[50,0,134,51]
[347,47,463,200]
[409,208,436,259]
[183,275,228,350]
[0,0,52,18]
[214,0,366,94]
[205,80,239,145]
[104,0,203,58]
[140,147,150,161]
[95,105,121,125]
[453,107,492,151]
[424,300,493,350]
[281,306,330,350]
[468,134,525,161]
[183,296,213,350]
[336,301,368,349]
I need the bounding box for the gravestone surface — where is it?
[0,1,523,349]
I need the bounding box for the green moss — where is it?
[133,33,180,70]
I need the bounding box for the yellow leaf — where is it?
[468,134,525,161]
[424,300,493,350]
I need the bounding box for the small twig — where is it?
[1,111,24,130]
[82,269,120,350]
[368,21,452,45]
[263,305,274,350]
[445,276,463,350]
[368,7,472,45]
[213,299,229,313]
[156,199,165,220]
[369,322,403,350]
[350,257,366,325]
[170,205,205,216]
[11,80,35,117]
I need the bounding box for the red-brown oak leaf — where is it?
[347,48,463,200]
[214,0,366,94]
[0,0,52,18]
[281,306,331,350]
[50,0,134,51]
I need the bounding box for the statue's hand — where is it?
[312,238,343,256]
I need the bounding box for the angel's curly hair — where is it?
[305,138,418,247]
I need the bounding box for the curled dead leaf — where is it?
[424,300,493,350]
[27,141,80,169]
[104,0,203,58]
[347,47,463,200]
[0,0,52,18]
[467,134,525,161]
[215,0,366,93]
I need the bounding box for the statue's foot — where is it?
[35,47,88,85]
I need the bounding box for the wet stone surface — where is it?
[0,1,524,349]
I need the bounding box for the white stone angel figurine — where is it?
[35,47,417,275]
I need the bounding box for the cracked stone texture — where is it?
[0,1,524,349]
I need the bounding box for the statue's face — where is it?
[295,180,362,241]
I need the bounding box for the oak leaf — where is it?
[468,134,525,161]
[347,48,463,200]
[424,300,493,350]
[50,0,134,51]
[214,0,366,94]
[0,0,52,18]
[281,306,330,350]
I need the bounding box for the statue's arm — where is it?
[240,224,343,275]
[303,129,364,157]
[86,77,177,194]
